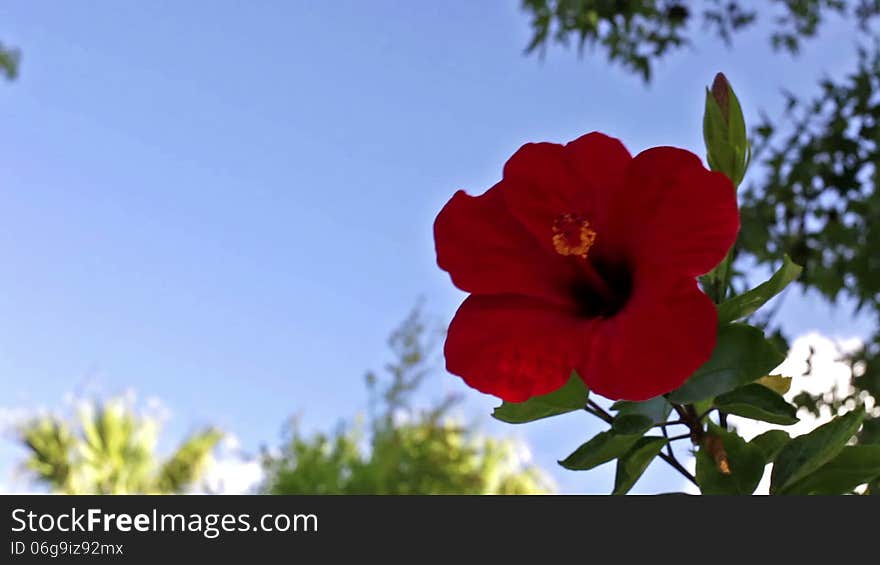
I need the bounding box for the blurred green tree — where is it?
[0,42,20,80]
[16,398,222,494]
[261,304,552,494]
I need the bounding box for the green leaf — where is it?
[714,384,798,425]
[750,430,790,463]
[693,398,714,420]
[770,408,865,494]
[613,436,667,495]
[859,418,880,445]
[695,425,765,495]
[784,446,880,494]
[669,324,786,404]
[559,431,642,471]
[611,414,654,436]
[717,256,802,325]
[493,372,588,424]
[610,396,672,424]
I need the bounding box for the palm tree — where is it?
[17,398,222,494]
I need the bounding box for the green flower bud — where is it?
[703,72,750,187]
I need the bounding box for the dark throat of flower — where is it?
[552,213,632,318]
[571,259,631,318]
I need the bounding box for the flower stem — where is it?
[583,400,698,487]
[658,452,698,487]
[584,399,613,424]
[653,419,687,428]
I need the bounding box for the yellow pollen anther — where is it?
[551,213,597,259]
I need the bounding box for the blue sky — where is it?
[0,1,875,494]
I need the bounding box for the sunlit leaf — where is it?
[757,374,792,395]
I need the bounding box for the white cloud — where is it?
[199,456,265,495]
[196,435,264,495]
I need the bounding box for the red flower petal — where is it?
[434,184,577,305]
[444,295,594,402]
[617,147,739,277]
[582,274,718,401]
[563,132,633,235]
[500,133,632,258]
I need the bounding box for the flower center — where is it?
[550,213,632,319]
[551,213,596,259]
[571,258,632,318]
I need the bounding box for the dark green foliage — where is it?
[521,0,877,81]
[521,0,694,81]
[741,48,880,318]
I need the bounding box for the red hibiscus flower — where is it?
[434,132,739,402]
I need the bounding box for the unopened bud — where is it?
[703,72,750,187]
[711,73,730,122]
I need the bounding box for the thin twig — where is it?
[585,399,613,424]
[582,398,698,486]
[658,452,698,486]
[583,404,606,422]
[654,419,687,428]
[671,402,690,422]
[661,424,675,458]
